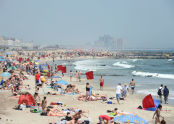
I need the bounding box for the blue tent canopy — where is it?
[146,99,161,111]
[55,80,69,85]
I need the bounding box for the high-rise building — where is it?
[116,38,124,50]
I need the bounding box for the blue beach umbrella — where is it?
[55,80,69,85]
[51,76,61,79]
[0,72,11,77]
[0,58,6,61]
[114,114,148,124]
[34,60,39,62]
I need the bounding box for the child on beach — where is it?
[153,104,164,124]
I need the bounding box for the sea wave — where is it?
[113,62,135,68]
[73,60,110,71]
[168,59,173,61]
[132,71,174,79]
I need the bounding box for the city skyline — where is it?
[0,0,174,49]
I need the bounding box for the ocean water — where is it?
[53,58,174,105]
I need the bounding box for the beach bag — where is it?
[107,101,112,104]
[157,89,162,95]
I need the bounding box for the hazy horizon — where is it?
[0,0,174,49]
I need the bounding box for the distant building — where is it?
[0,36,33,49]
[116,38,124,50]
[94,35,125,50]
[94,35,115,49]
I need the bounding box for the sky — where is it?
[0,0,174,49]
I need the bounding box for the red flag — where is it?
[48,65,50,70]
[142,94,155,109]
[86,71,94,80]
[18,57,22,63]
[61,66,66,73]
[57,65,63,71]
[27,58,29,62]
[38,57,40,60]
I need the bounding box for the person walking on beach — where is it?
[130,79,135,94]
[69,70,73,81]
[116,83,122,105]
[99,75,104,91]
[158,84,163,103]
[163,86,169,104]
[153,104,164,124]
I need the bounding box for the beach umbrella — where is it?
[0,72,11,77]
[51,76,61,79]
[55,80,69,85]
[114,114,148,124]
[34,60,39,62]
[0,58,6,61]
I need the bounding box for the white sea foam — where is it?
[73,60,110,71]
[113,62,135,68]
[168,59,173,61]
[132,71,174,79]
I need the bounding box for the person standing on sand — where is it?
[130,79,135,94]
[78,71,81,82]
[41,96,47,112]
[153,104,164,124]
[86,83,90,101]
[116,83,122,105]
[99,75,104,90]
[163,86,169,104]
[75,71,78,81]
[158,84,163,103]
[70,70,73,81]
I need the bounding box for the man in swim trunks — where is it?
[130,79,135,94]
[99,75,104,91]
[153,104,164,124]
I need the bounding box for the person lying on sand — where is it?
[108,108,129,116]
[46,108,66,117]
[78,93,107,101]
[65,84,79,94]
